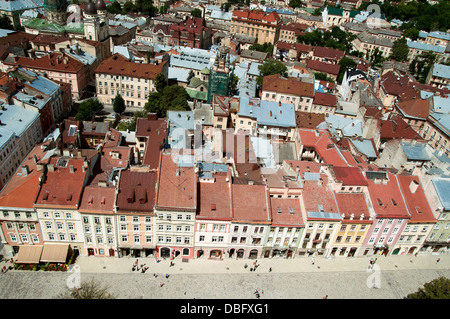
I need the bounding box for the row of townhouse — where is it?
[1,137,448,262]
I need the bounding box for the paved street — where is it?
[0,254,448,299]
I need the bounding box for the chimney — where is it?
[69,165,75,173]
[409,180,419,194]
[33,154,37,163]
[21,165,29,176]
[48,164,55,172]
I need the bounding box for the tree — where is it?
[113,93,126,115]
[314,72,335,83]
[107,0,122,14]
[75,99,103,121]
[155,73,168,94]
[406,277,450,299]
[256,60,288,87]
[390,37,409,62]
[289,0,303,9]
[230,74,239,95]
[0,15,13,31]
[249,42,274,56]
[144,85,190,118]
[337,56,357,84]
[191,8,203,18]
[403,27,419,41]
[58,279,116,299]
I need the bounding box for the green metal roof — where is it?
[186,88,208,101]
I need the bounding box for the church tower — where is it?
[207,46,233,104]
[44,0,68,25]
[83,0,109,42]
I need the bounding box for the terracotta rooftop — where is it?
[197,173,233,221]
[116,170,158,213]
[335,193,371,223]
[296,111,325,129]
[156,152,197,211]
[302,175,340,219]
[34,156,88,208]
[313,46,345,60]
[232,9,281,24]
[95,53,166,79]
[313,92,337,107]
[136,116,167,169]
[262,74,314,97]
[380,114,423,140]
[332,166,368,186]
[78,185,116,213]
[9,52,86,73]
[231,183,270,223]
[306,59,340,75]
[0,143,47,209]
[270,197,304,227]
[366,172,410,219]
[396,98,430,120]
[396,175,436,223]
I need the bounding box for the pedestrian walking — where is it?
[165,273,169,279]
[159,282,163,288]
[323,295,328,299]
[269,267,272,272]
[153,273,157,278]
[436,258,440,264]
[311,257,315,265]
[244,263,248,269]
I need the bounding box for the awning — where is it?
[15,245,43,264]
[40,244,70,263]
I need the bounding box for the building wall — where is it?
[0,209,43,249]
[36,208,85,253]
[96,72,157,108]
[116,212,156,257]
[195,219,232,259]
[154,209,196,259]
[80,212,117,257]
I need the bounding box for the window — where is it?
[120,216,126,222]
[132,216,139,223]
[83,217,89,223]
[234,226,239,232]
[65,213,72,219]
[94,217,100,224]
[166,225,171,231]
[199,235,205,242]
[200,224,206,231]
[59,233,65,241]
[374,228,379,234]
[185,226,190,232]
[368,237,375,244]
[121,225,127,231]
[240,237,246,243]
[340,225,347,232]
[146,225,152,232]
[145,217,151,223]
[166,237,172,243]
[186,215,191,220]
[134,235,140,244]
[134,225,139,231]
[146,236,152,243]
[177,214,183,220]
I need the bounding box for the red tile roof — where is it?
[197,173,232,221]
[313,46,345,61]
[78,185,116,213]
[313,92,337,107]
[366,172,410,219]
[231,184,270,224]
[335,193,371,223]
[262,74,315,97]
[34,156,88,208]
[302,175,340,217]
[0,144,47,209]
[396,175,436,223]
[380,114,423,140]
[332,166,368,186]
[136,117,167,169]
[95,53,166,79]
[10,52,86,73]
[155,152,197,210]
[396,98,429,120]
[116,170,158,213]
[232,9,281,25]
[298,129,349,166]
[296,111,325,129]
[270,197,304,227]
[306,59,340,75]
